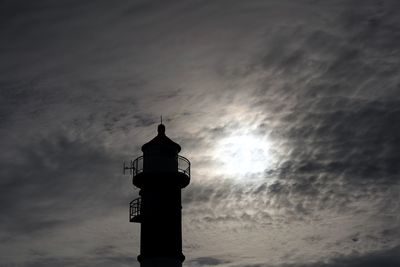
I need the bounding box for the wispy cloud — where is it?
[1,0,399,266]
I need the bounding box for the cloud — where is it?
[1,0,400,266]
[283,245,400,267]
[11,255,139,267]
[231,246,400,267]
[0,130,138,263]
[189,256,231,266]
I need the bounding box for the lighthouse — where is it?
[124,123,191,267]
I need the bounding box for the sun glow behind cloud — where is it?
[215,133,274,178]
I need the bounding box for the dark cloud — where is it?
[284,245,400,267]
[0,132,129,239]
[233,246,400,267]
[189,256,231,266]
[12,255,138,267]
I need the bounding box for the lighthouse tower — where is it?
[125,123,190,267]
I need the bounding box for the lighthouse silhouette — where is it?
[125,122,191,267]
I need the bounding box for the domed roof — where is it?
[141,124,181,153]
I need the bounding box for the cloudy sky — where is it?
[1,0,400,266]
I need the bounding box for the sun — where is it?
[215,134,273,177]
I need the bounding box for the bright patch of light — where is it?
[215,134,273,177]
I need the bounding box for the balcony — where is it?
[131,155,190,178]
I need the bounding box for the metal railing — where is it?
[130,155,190,178]
[131,156,144,176]
[129,197,141,223]
[177,155,190,177]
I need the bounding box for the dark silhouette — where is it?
[124,123,191,267]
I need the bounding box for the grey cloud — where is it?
[284,245,400,267]
[13,255,138,267]
[278,99,400,181]
[233,245,400,267]
[237,1,400,227]
[252,1,400,110]
[0,132,130,238]
[189,256,231,266]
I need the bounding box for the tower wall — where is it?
[140,257,182,267]
[137,173,186,267]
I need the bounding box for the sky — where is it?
[1,0,400,266]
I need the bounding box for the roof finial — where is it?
[158,115,165,135]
